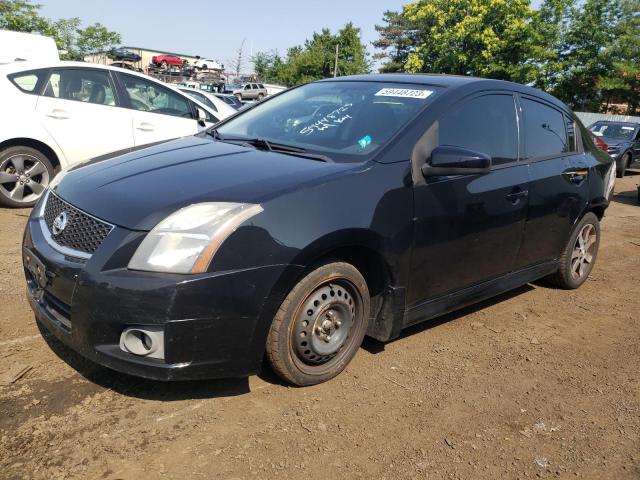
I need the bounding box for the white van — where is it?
[0,30,59,64]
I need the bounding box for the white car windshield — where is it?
[215,81,438,162]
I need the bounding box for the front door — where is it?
[117,73,201,147]
[408,93,529,307]
[36,68,133,164]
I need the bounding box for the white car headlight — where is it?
[128,202,263,274]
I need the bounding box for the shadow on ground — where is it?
[361,283,535,354]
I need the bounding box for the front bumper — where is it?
[23,212,301,381]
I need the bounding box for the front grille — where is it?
[43,192,113,255]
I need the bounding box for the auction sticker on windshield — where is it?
[375,88,433,99]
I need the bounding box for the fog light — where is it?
[119,326,165,360]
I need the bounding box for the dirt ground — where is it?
[0,173,638,480]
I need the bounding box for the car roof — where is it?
[319,73,569,112]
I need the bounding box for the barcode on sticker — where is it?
[375,88,433,99]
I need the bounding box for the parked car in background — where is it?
[23,74,615,387]
[231,83,268,101]
[589,121,640,177]
[192,58,223,70]
[109,47,141,63]
[178,88,236,119]
[0,61,221,207]
[151,54,183,68]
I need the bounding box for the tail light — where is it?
[590,132,608,152]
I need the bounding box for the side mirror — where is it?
[196,107,207,127]
[421,145,492,177]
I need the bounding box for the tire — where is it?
[235,93,242,101]
[616,153,630,178]
[265,261,370,386]
[0,146,54,208]
[202,64,207,70]
[161,60,168,69]
[546,212,600,289]
[257,93,264,101]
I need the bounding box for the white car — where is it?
[192,58,222,70]
[177,88,237,119]
[0,61,222,207]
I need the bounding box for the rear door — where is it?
[408,93,530,306]
[515,96,589,266]
[35,68,133,164]
[116,72,202,146]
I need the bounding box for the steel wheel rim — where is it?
[291,278,362,373]
[0,154,50,204]
[570,223,597,280]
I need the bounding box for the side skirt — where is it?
[403,260,557,328]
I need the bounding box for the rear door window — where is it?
[44,69,116,106]
[522,98,568,159]
[438,94,519,166]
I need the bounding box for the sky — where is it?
[39,0,543,71]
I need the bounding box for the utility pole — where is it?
[333,43,339,78]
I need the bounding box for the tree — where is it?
[379,0,540,83]
[0,0,51,33]
[252,50,284,83]
[229,39,247,78]
[50,17,81,59]
[75,22,121,57]
[597,0,640,113]
[373,9,416,73]
[253,23,370,86]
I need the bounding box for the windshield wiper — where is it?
[206,130,332,162]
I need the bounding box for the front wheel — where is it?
[616,153,630,178]
[265,262,370,386]
[0,146,54,208]
[547,212,600,289]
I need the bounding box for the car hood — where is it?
[600,137,631,148]
[53,136,357,231]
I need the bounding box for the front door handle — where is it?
[135,122,155,132]
[46,109,70,119]
[506,189,528,204]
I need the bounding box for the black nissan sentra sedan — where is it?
[23,74,615,386]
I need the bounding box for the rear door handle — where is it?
[563,170,589,184]
[135,122,155,132]
[46,109,70,119]
[506,190,528,204]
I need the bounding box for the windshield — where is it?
[215,81,438,162]
[590,122,638,141]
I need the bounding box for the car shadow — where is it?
[361,284,535,354]
[37,321,251,400]
[611,188,639,206]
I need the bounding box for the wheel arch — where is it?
[0,137,63,172]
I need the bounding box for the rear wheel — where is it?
[547,212,600,289]
[161,60,168,69]
[265,262,370,386]
[0,146,54,208]
[257,93,264,101]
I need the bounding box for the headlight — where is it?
[128,202,263,274]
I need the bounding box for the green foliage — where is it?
[0,0,50,33]
[375,0,640,113]
[252,23,370,86]
[0,0,121,61]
